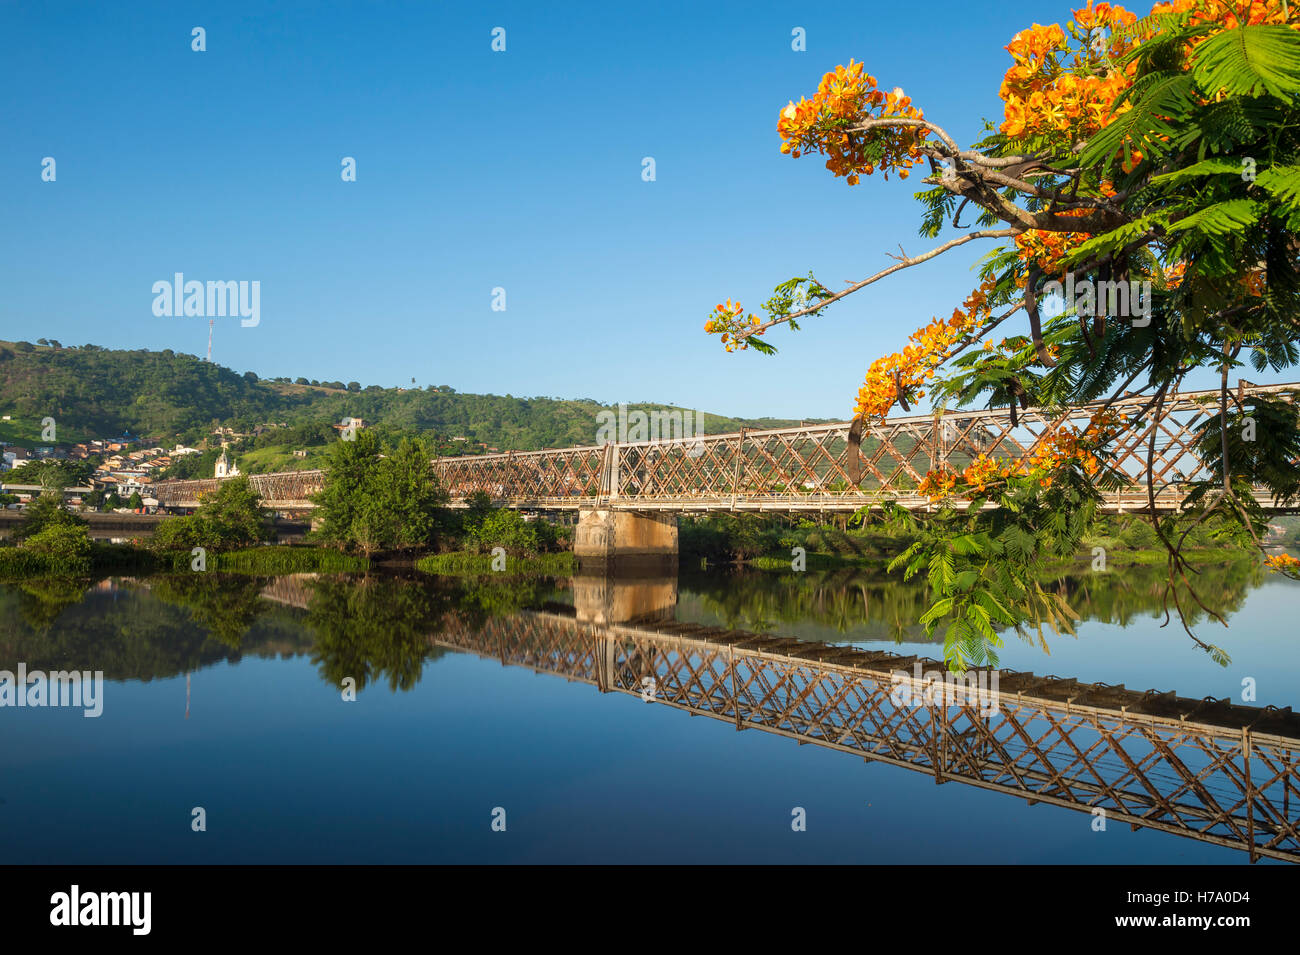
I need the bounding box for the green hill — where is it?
[0,340,833,458]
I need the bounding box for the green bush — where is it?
[468,509,542,556]
[11,493,88,542]
[150,476,270,553]
[1118,519,1161,549]
[0,523,94,575]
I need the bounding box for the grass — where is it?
[0,541,160,578]
[236,446,329,473]
[748,552,886,571]
[208,546,367,573]
[416,551,576,576]
[0,542,366,578]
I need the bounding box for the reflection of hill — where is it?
[0,573,569,693]
[0,580,314,681]
[678,559,1264,648]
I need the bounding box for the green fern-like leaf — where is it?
[1164,198,1261,236]
[1190,24,1300,105]
[1148,157,1245,185]
[1066,211,1174,263]
[1255,163,1300,210]
[1079,72,1197,168]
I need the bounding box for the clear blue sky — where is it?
[0,0,1262,420]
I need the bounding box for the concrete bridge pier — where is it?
[574,509,678,572]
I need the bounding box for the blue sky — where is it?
[0,0,1265,420]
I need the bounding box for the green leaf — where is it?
[1078,72,1196,168]
[1148,157,1246,185]
[1164,198,1261,236]
[1255,163,1300,210]
[920,597,955,629]
[1066,212,1172,263]
[1191,24,1300,105]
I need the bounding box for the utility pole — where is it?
[206,318,214,362]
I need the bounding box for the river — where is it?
[0,561,1296,863]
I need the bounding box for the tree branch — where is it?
[732,229,1019,343]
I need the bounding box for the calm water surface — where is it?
[1,561,1296,864]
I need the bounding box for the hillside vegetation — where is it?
[0,340,827,454]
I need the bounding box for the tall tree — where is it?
[312,432,448,556]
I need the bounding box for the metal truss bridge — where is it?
[151,381,1297,512]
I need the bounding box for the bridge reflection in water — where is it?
[432,575,1300,864]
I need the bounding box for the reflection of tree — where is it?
[149,574,270,648]
[0,579,314,680]
[450,577,569,629]
[304,576,456,693]
[683,568,932,643]
[682,558,1263,656]
[1039,560,1263,629]
[16,578,89,630]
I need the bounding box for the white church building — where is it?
[215,449,241,478]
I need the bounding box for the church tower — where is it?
[214,449,240,478]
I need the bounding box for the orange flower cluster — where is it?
[853,278,1000,421]
[1149,0,1298,42]
[1000,1,1300,146]
[999,5,1139,142]
[1265,553,1300,573]
[1163,261,1188,288]
[778,60,928,184]
[918,467,961,499]
[917,411,1124,501]
[962,453,1008,492]
[1015,214,1094,276]
[704,299,763,352]
[1160,261,1264,295]
[1243,268,1266,297]
[1027,426,1102,477]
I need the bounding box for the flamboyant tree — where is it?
[709,0,1300,668]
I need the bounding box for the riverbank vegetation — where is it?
[416,551,576,575]
[681,512,1261,573]
[1,446,576,580]
[204,547,367,574]
[308,436,574,570]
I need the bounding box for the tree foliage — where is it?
[12,492,88,542]
[311,431,449,555]
[0,339,817,458]
[710,0,1300,668]
[151,476,269,552]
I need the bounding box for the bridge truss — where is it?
[433,382,1298,512]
